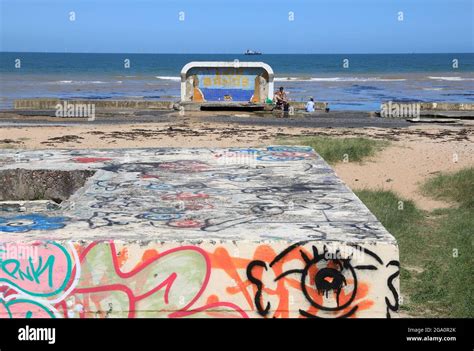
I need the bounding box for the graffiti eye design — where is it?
[298,247,357,316]
[314,267,347,298]
[247,242,384,318]
[8,220,35,227]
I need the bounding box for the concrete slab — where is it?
[0,147,399,318]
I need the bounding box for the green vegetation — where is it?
[356,167,474,318]
[279,136,389,164]
[422,167,474,208]
[355,190,425,254]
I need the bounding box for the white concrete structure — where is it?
[180,61,275,103]
[0,147,399,318]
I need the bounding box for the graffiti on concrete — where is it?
[1,296,57,318]
[0,147,399,318]
[57,243,247,318]
[385,260,400,318]
[245,241,399,318]
[0,241,398,318]
[0,214,69,233]
[73,157,112,164]
[180,62,275,103]
[0,242,73,298]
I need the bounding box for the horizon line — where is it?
[1,51,473,55]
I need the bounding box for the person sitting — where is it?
[305,97,315,112]
[274,87,290,111]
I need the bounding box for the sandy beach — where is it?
[1,113,472,211]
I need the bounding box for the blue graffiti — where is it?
[257,155,305,162]
[227,148,260,154]
[256,146,316,161]
[0,214,69,233]
[200,88,254,102]
[136,205,185,222]
[137,212,182,221]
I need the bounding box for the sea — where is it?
[1,52,473,111]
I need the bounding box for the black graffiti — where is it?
[178,182,208,189]
[91,196,117,208]
[101,162,164,173]
[246,260,271,316]
[91,196,143,210]
[85,211,132,228]
[314,267,347,298]
[95,180,137,191]
[385,260,400,318]
[210,169,272,183]
[242,183,339,195]
[201,216,254,232]
[301,223,387,241]
[299,246,358,314]
[270,241,309,266]
[102,160,210,174]
[200,204,287,232]
[250,204,285,216]
[245,241,398,318]
[348,244,383,265]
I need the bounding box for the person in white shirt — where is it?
[305,97,315,112]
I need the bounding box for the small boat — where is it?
[244,49,262,55]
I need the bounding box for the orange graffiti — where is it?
[208,245,374,318]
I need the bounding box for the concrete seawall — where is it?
[0,147,399,318]
[13,98,329,112]
[13,98,474,114]
[416,102,474,111]
[14,99,175,110]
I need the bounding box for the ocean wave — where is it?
[428,76,474,81]
[275,77,309,82]
[156,76,181,81]
[275,77,406,82]
[52,80,112,85]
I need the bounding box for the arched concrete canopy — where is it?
[180,61,275,102]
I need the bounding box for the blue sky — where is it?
[0,0,472,53]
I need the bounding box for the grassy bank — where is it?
[356,168,473,317]
[279,136,389,164]
[422,167,474,208]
